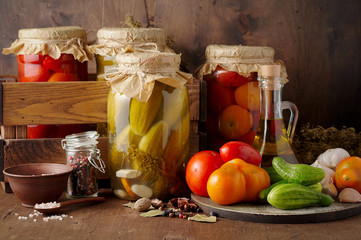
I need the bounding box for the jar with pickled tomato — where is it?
[105,52,193,201]
[89,28,168,136]
[195,45,287,151]
[3,26,94,139]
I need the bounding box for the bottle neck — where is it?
[258,76,284,119]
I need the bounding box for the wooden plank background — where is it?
[0,0,360,132]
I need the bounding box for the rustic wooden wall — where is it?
[1,0,360,132]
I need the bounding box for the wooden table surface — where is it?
[1,189,361,240]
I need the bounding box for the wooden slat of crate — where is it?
[1,79,200,130]
[1,81,108,125]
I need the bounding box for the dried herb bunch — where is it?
[292,124,361,165]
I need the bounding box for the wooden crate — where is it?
[0,75,204,192]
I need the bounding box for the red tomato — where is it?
[27,125,56,139]
[43,54,77,73]
[335,156,361,193]
[18,62,51,82]
[77,61,88,81]
[214,66,250,87]
[48,73,80,82]
[218,105,252,140]
[51,124,90,138]
[219,141,262,166]
[203,72,216,82]
[238,130,257,145]
[207,80,235,115]
[185,150,224,197]
[17,55,45,64]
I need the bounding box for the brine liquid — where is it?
[252,118,299,167]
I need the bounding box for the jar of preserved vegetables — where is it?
[90,27,168,136]
[195,45,287,150]
[90,27,167,81]
[105,52,193,200]
[2,26,94,139]
[62,131,105,199]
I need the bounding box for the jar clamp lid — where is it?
[62,131,105,173]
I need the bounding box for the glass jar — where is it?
[3,26,93,139]
[195,45,286,151]
[90,27,167,81]
[62,131,105,199]
[90,28,168,136]
[106,52,192,201]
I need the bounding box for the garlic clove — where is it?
[338,188,361,203]
[116,169,143,179]
[322,183,338,199]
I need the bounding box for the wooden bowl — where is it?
[3,163,73,207]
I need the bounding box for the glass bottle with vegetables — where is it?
[2,26,93,139]
[89,27,169,136]
[252,64,299,167]
[105,52,193,201]
[195,45,285,150]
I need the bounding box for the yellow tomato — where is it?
[207,164,246,205]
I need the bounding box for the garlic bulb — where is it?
[311,161,335,186]
[316,148,350,171]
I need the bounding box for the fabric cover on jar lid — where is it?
[195,44,288,81]
[2,26,93,62]
[89,28,169,56]
[104,52,192,102]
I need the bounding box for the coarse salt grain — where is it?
[34,201,60,209]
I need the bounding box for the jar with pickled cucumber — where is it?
[106,52,193,200]
[89,27,168,135]
[3,26,93,139]
[90,27,168,81]
[195,45,288,151]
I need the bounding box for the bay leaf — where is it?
[140,209,163,217]
[123,202,135,209]
[188,214,216,223]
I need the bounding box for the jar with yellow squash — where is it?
[90,27,168,135]
[106,52,193,200]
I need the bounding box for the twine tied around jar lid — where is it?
[2,26,93,62]
[61,131,105,173]
[103,52,193,102]
[194,44,288,82]
[89,28,168,56]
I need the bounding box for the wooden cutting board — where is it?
[191,194,361,224]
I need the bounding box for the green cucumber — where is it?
[259,180,288,201]
[272,157,325,186]
[263,166,284,183]
[267,183,333,210]
[308,182,322,192]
